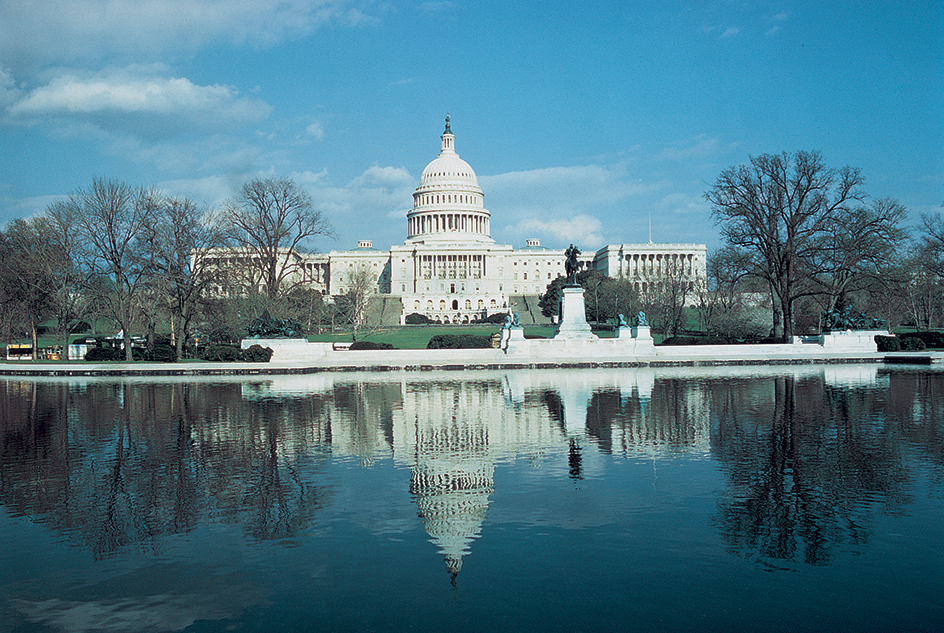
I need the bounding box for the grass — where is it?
[308,326,503,349]
[306,324,622,348]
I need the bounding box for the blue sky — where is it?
[1,1,941,253]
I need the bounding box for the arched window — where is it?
[452,299,459,310]
[439,300,445,310]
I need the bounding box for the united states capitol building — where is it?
[217,117,707,325]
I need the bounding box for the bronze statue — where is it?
[564,244,580,284]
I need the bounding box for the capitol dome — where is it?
[405,115,493,244]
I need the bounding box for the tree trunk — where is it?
[768,281,784,340]
[123,330,134,361]
[30,320,39,362]
[781,294,794,341]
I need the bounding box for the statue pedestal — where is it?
[553,287,597,340]
[500,324,526,350]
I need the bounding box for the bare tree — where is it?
[0,219,60,359]
[145,197,227,358]
[334,265,377,342]
[639,258,693,339]
[920,211,944,279]
[812,198,909,311]
[705,151,866,340]
[68,178,157,360]
[224,178,334,300]
[44,201,95,359]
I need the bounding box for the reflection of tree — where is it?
[0,381,335,557]
[585,380,708,455]
[712,374,925,566]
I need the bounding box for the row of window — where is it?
[414,298,499,311]
[415,193,480,206]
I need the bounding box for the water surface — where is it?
[1,366,942,632]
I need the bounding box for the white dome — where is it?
[420,153,480,189]
[405,115,493,245]
[417,118,481,192]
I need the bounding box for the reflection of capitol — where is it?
[235,368,736,575]
[393,378,558,579]
[6,366,847,576]
[242,368,722,577]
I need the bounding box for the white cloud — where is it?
[721,27,740,38]
[482,164,663,210]
[304,122,325,141]
[296,165,415,248]
[657,136,722,161]
[0,194,65,228]
[479,164,669,248]
[765,10,790,37]
[351,165,414,190]
[0,67,19,107]
[0,1,373,73]
[6,66,271,139]
[507,214,605,249]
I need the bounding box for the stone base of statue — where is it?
[500,322,526,350]
[817,329,885,352]
[553,287,597,340]
[632,325,653,342]
[241,338,332,361]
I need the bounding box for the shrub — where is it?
[241,344,274,362]
[404,313,434,325]
[201,345,244,362]
[875,335,900,352]
[85,346,122,361]
[138,343,178,362]
[481,313,509,324]
[427,334,492,349]
[349,340,395,350]
[905,331,944,349]
[660,335,729,346]
[899,337,926,351]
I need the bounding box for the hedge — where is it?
[426,334,493,349]
[660,335,729,346]
[899,337,927,351]
[349,340,395,350]
[201,344,274,362]
[903,331,944,349]
[85,346,123,361]
[875,335,900,352]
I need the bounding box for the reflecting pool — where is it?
[1,366,942,632]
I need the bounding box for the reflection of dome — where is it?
[411,459,494,580]
[406,114,494,245]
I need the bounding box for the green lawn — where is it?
[308,326,503,349]
[307,325,620,348]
